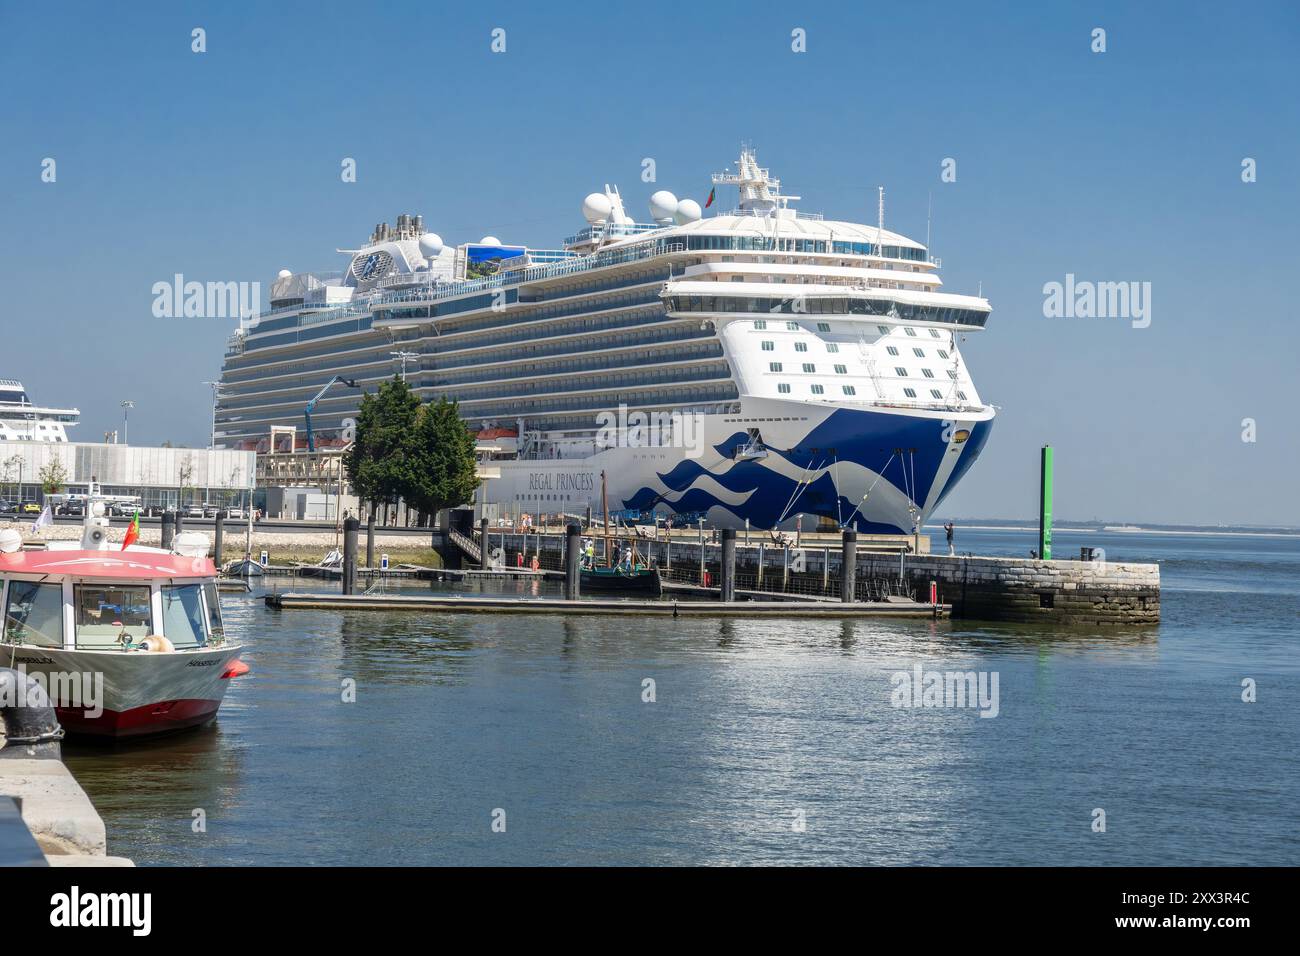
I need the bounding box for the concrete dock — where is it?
[265,591,948,618]
[0,759,133,866]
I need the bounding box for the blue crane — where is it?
[304,377,360,452]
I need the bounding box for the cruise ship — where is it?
[0,380,79,442]
[217,149,995,533]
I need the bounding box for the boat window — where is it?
[202,583,225,645]
[4,581,64,648]
[74,584,153,649]
[162,584,207,649]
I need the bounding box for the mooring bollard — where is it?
[342,516,359,595]
[564,523,581,600]
[366,513,375,569]
[160,511,176,550]
[174,509,185,538]
[841,529,858,603]
[479,517,489,570]
[213,510,226,566]
[720,528,736,602]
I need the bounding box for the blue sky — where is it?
[2,1,1297,525]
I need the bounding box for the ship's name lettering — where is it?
[528,472,595,492]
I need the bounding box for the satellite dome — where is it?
[674,199,703,224]
[479,235,501,246]
[648,190,679,222]
[418,232,444,258]
[582,192,613,223]
[276,269,292,279]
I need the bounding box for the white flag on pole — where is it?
[29,504,52,533]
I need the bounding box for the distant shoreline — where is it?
[928,524,1300,539]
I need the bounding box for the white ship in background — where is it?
[217,148,996,533]
[0,380,79,443]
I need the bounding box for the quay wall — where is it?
[466,530,1160,625]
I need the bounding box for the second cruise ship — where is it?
[217,148,995,534]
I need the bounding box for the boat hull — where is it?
[2,643,245,739]
[492,397,995,534]
[580,568,662,596]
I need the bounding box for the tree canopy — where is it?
[343,378,479,521]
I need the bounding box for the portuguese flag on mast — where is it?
[121,511,140,550]
[704,187,715,209]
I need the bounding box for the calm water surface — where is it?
[64,528,1300,865]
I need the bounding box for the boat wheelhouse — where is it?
[0,499,246,737]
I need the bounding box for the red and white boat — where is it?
[0,495,247,738]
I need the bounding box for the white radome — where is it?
[418,233,444,258]
[648,190,678,221]
[673,199,702,224]
[276,269,292,279]
[582,192,613,223]
[479,235,501,246]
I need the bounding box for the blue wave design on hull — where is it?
[624,408,994,533]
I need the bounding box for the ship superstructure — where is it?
[216,149,995,533]
[0,379,80,442]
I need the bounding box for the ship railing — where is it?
[373,241,688,309]
[716,207,826,221]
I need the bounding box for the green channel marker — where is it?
[1039,445,1053,560]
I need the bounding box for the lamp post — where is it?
[390,351,419,383]
[202,381,223,509]
[120,400,135,445]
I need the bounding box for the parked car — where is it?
[0,500,17,515]
[185,505,205,519]
[21,502,42,514]
[225,507,245,519]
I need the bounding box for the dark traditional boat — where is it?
[580,566,662,596]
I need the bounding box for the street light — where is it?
[120,400,135,445]
[390,351,419,382]
[202,381,223,510]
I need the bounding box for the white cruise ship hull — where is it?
[492,397,994,533]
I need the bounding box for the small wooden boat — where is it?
[580,565,662,596]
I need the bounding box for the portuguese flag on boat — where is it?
[704,186,715,209]
[121,511,140,550]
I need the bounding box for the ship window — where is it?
[816,322,830,332]
[937,350,949,359]
[922,369,935,378]
[162,584,207,649]
[753,320,767,329]
[904,327,917,337]
[826,343,839,353]
[930,389,943,399]
[913,348,925,357]
[786,321,800,330]
[957,390,968,400]
[811,384,824,395]
[777,383,791,394]
[842,385,856,395]
[74,584,153,649]
[886,346,899,356]
[948,370,959,380]
[769,362,783,372]
[895,367,908,376]
[877,325,889,335]
[802,363,816,373]
[930,329,942,338]
[203,584,225,644]
[3,581,64,648]
[794,342,808,352]
[834,364,847,374]
[904,388,917,398]
[761,341,774,351]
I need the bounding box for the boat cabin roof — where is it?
[0,547,216,581]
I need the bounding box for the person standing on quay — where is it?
[945,521,955,556]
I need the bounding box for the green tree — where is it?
[38,458,68,495]
[409,397,479,521]
[343,376,422,520]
